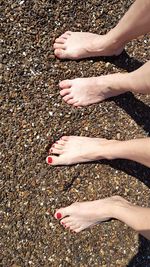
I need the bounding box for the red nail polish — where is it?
[47,157,53,164]
[56,212,62,219]
[61,222,64,225]
[52,144,55,147]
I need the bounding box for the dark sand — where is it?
[1,0,150,266]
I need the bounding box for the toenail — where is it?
[47,157,53,164]
[56,212,62,219]
[52,144,55,147]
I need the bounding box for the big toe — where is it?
[54,207,70,220]
[59,80,72,89]
[46,155,63,166]
[46,154,71,166]
[54,49,67,58]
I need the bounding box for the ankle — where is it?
[99,139,121,160]
[110,195,131,219]
[105,72,132,93]
[106,28,127,50]
[107,26,129,48]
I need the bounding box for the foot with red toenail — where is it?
[46,135,118,166]
[54,197,120,233]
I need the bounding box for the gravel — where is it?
[1,0,150,266]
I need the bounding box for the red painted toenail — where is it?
[56,212,62,219]
[61,222,64,225]
[47,157,53,164]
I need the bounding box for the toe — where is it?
[65,31,72,35]
[49,143,64,154]
[54,49,66,58]
[53,43,66,49]
[52,143,64,150]
[74,227,83,233]
[54,207,71,220]
[61,31,72,38]
[46,155,68,166]
[59,80,72,89]
[60,89,70,97]
[63,94,73,102]
[50,147,63,155]
[73,101,80,107]
[46,155,61,165]
[67,99,78,105]
[60,217,72,225]
[56,139,66,145]
[55,37,66,44]
[61,136,69,141]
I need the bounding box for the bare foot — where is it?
[59,75,126,107]
[54,197,116,233]
[53,31,124,59]
[46,136,117,166]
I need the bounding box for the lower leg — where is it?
[111,0,150,44]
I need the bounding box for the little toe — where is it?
[59,80,72,89]
[60,89,71,97]
[74,227,83,233]
[63,94,73,102]
[54,49,66,58]
[61,136,69,141]
[53,43,66,50]
[70,223,81,231]
[67,99,78,105]
[65,31,72,35]
[73,101,80,107]
[61,31,72,38]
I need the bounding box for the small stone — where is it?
[116,132,121,139]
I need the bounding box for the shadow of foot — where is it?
[127,235,150,267]
[102,159,150,188]
[101,50,144,72]
[113,92,150,136]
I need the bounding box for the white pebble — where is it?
[19,0,25,5]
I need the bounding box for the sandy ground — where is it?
[1,0,150,266]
